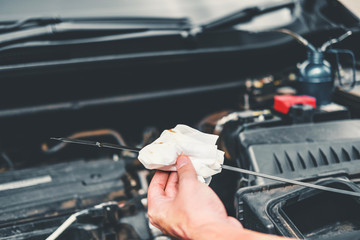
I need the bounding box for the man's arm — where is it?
[147,155,291,240]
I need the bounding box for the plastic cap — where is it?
[274,95,316,114]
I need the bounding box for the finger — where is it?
[148,170,170,198]
[165,171,179,198]
[176,155,198,184]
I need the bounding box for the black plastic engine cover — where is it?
[0,159,127,227]
[237,120,360,185]
[233,119,360,239]
[235,178,360,239]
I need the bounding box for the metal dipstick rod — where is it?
[51,138,360,198]
[221,165,360,198]
[50,137,141,152]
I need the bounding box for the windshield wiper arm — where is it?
[0,1,295,48]
[201,0,296,32]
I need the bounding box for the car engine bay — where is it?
[0,0,360,239]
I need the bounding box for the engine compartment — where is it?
[0,0,360,239]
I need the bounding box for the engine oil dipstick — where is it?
[51,138,360,198]
[50,137,142,152]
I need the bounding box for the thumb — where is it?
[176,155,198,183]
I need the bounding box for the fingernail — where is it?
[177,155,189,169]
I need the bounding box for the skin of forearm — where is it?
[190,221,293,240]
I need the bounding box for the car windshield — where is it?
[0,0,290,25]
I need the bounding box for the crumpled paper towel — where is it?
[138,124,224,184]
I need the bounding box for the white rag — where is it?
[138,124,224,184]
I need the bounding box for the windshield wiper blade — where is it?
[0,16,191,33]
[201,0,296,32]
[0,20,191,46]
[0,17,62,32]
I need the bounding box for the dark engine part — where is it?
[236,178,360,239]
[229,119,360,239]
[237,119,360,184]
[0,159,150,240]
[334,80,360,118]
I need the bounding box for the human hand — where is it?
[147,155,242,239]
